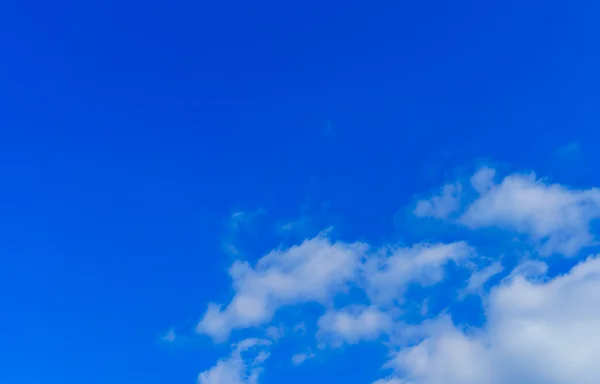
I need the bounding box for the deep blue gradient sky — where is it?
[2,1,600,383]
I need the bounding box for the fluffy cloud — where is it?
[414,183,462,219]
[469,166,496,194]
[416,167,600,256]
[363,242,474,304]
[317,306,392,344]
[383,318,492,384]
[187,164,600,384]
[462,172,600,256]
[199,339,270,384]
[197,235,473,341]
[381,255,600,384]
[197,235,367,341]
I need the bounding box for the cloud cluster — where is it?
[197,239,472,342]
[384,255,600,384]
[184,166,600,384]
[415,167,600,256]
[362,242,473,304]
[197,236,366,341]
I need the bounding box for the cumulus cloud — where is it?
[317,306,392,344]
[198,235,474,342]
[385,320,491,384]
[197,235,366,341]
[363,242,474,304]
[187,164,600,384]
[414,183,462,219]
[461,172,600,255]
[199,338,271,384]
[380,255,600,384]
[469,166,496,194]
[416,167,600,256]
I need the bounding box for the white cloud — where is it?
[381,255,600,384]
[363,242,474,304]
[291,351,315,365]
[416,167,600,256]
[187,163,600,384]
[199,338,270,384]
[197,235,367,341]
[386,319,492,384]
[462,261,503,295]
[461,171,600,256]
[470,166,496,194]
[414,183,462,219]
[318,306,392,344]
[505,258,548,281]
[372,379,404,384]
[197,236,475,354]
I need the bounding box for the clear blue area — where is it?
[1,1,599,383]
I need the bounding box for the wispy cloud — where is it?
[160,329,176,343]
[556,141,581,158]
[291,351,315,365]
[221,209,266,256]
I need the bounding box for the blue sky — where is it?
[2,1,600,383]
